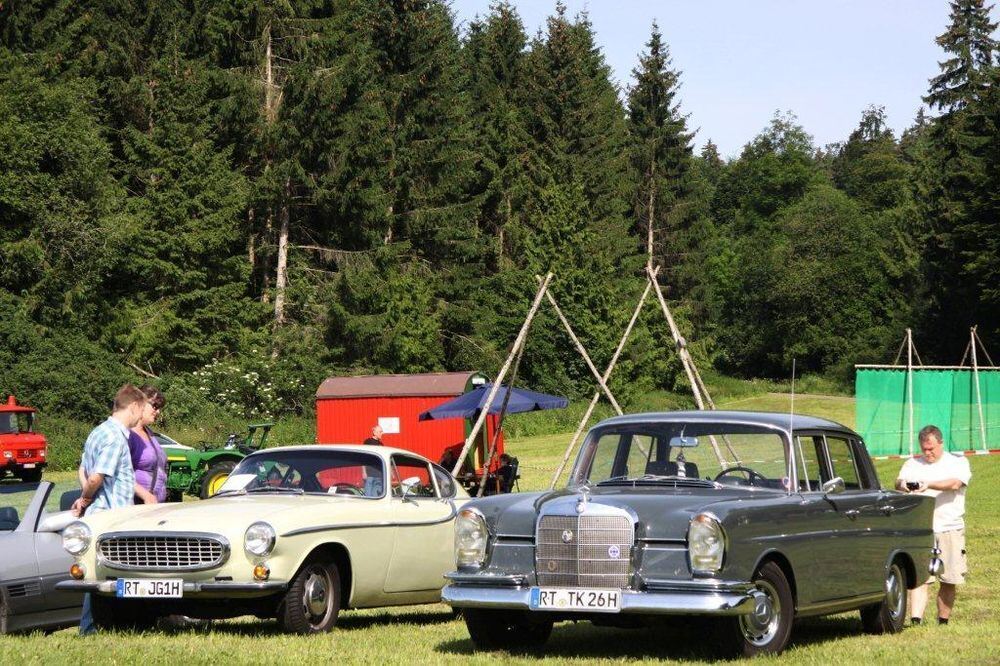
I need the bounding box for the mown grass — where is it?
[4,393,998,664]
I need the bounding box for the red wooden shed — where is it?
[315,371,504,471]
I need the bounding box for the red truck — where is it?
[0,395,47,482]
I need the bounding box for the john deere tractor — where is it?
[159,423,273,501]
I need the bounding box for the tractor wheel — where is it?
[200,461,236,499]
[20,467,43,483]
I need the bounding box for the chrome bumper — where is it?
[55,580,287,595]
[442,581,758,616]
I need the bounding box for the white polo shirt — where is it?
[898,452,972,533]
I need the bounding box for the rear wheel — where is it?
[861,560,907,634]
[91,595,158,632]
[463,608,553,652]
[718,561,794,657]
[278,558,341,634]
[199,461,236,499]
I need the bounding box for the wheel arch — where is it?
[887,549,917,589]
[295,542,354,608]
[752,549,797,607]
[201,454,243,469]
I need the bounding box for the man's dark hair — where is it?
[113,384,147,411]
[918,424,943,444]
[139,385,166,410]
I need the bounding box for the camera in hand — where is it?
[906,481,920,490]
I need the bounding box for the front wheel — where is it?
[860,560,907,634]
[718,561,794,657]
[199,461,236,499]
[463,608,553,652]
[278,558,341,634]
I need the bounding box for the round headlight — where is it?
[455,509,488,568]
[688,513,725,574]
[63,521,92,556]
[244,521,276,558]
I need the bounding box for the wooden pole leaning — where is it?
[476,335,528,497]
[549,269,658,489]
[970,326,989,454]
[907,328,914,457]
[451,273,553,477]
[645,265,725,466]
[536,276,622,414]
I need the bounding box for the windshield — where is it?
[218,449,385,498]
[571,422,790,491]
[0,412,32,434]
[0,484,41,531]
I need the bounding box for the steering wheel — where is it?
[330,483,364,496]
[714,466,768,486]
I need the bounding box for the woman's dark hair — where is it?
[139,384,166,410]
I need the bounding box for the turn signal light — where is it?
[253,564,270,581]
[70,563,85,580]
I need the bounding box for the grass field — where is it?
[3,393,998,664]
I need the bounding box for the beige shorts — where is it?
[933,529,967,585]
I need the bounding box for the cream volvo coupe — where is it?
[56,445,467,633]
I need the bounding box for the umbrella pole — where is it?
[549,270,657,489]
[476,336,527,497]
[451,273,553,477]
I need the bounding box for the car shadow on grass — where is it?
[186,608,457,637]
[435,614,865,661]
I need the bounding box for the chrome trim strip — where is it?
[639,577,754,594]
[795,591,884,617]
[96,532,230,572]
[441,584,755,616]
[444,572,527,586]
[281,505,457,537]
[56,580,288,594]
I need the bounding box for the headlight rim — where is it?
[244,521,277,559]
[455,507,489,569]
[687,512,726,576]
[63,521,92,556]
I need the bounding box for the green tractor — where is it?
[159,423,273,501]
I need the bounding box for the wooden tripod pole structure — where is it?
[536,276,622,414]
[549,268,658,489]
[451,273,553,477]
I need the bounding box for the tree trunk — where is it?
[273,178,290,326]
[646,173,655,270]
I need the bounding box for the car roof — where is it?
[246,444,435,463]
[596,410,856,435]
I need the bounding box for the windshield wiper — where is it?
[246,486,305,495]
[598,474,717,488]
[212,488,247,497]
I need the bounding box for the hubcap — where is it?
[886,565,904,621]
[303,567,332,622]
[740,581,781,646]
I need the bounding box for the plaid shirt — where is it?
[81,417,135,515]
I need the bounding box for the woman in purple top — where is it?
[128,385,168,503]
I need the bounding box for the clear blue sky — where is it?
[450,1,1000,158]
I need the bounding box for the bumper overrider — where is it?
[442,572,760,616]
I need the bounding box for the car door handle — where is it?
[845,509,860,520]
[880,505,896,515]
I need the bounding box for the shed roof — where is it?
[316,372,484,399]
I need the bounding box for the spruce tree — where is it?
[925,0,998,112]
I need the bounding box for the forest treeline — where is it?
[1,0,998,423]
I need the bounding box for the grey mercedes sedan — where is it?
[442,411,938,657]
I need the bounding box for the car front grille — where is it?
[98,533,229,571]
[535,514,633,588]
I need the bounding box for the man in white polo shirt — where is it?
[896,424,972,626]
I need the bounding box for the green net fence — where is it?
[855,368,1000,456]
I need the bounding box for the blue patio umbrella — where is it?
[418,384,568,421]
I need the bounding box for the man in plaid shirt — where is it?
[73,384,147,634]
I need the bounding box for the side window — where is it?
[794,435,824,491]
[390,456,436,498]
[825,436,861,490]
[431,464,456,499]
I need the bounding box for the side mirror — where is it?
[401,476,421,500]
[822,477,846,495]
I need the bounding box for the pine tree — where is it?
[626,22,695,273]
[925,0,999,113]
